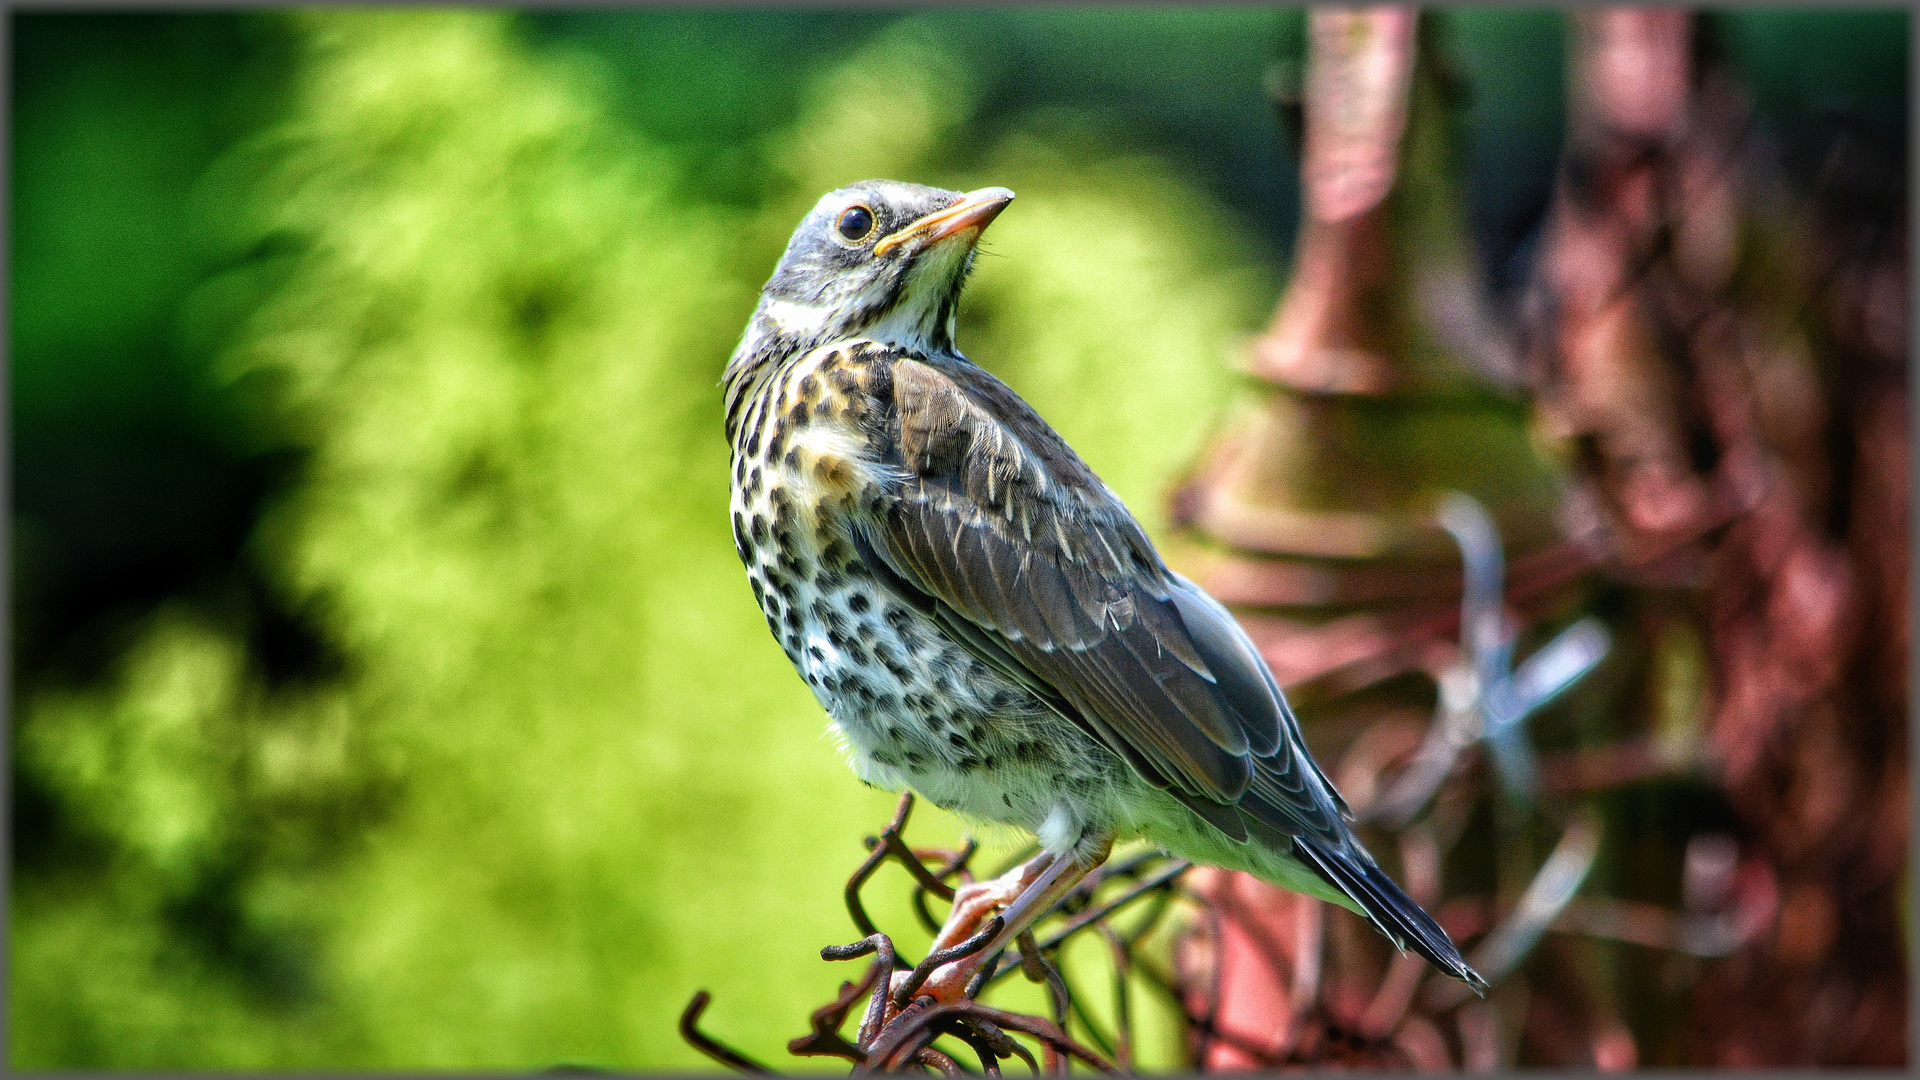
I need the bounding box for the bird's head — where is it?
[727,180,1014,382]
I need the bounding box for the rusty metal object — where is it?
[685,793,1197,1073]
[1161,3,1908,1069]
[681,991,777,1074]
[1164,7,1618,1069]
[1523,6,1908,1067]
[1166,7,1573,719]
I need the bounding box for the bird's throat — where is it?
[726,242,971,404]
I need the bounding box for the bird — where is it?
[724,179,1487,1003]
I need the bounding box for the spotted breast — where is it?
[725,339,1123,837]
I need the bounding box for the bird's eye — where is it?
[836,205,875,243]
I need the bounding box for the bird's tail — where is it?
[1292,835,1489,997]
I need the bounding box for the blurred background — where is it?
[9,6,1907,1071]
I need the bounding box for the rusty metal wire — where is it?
[681,792,1206,1074]
[680,991,775,1074]
[1163,489,1786,1069]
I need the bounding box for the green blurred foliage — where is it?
[10,14,298,682]
[11,9,1265,1069]
[10,5,1905,1071]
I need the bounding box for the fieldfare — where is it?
[724,180,1486,1003]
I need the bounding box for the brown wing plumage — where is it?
[853,349,1350,848]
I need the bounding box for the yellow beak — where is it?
[872,187,1015,259]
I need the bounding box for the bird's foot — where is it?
[939,868,1049,952]
[886,856,1053,1010]
[885,841,1108,1014]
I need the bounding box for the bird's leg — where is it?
[934,852,1057,955]
[894,834,1114,1008]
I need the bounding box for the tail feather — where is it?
[1293,835,1489,997]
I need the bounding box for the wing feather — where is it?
[859,353,1347,842]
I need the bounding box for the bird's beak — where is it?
[873,187,1015,259]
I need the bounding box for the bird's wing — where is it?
[855,352,1348,845]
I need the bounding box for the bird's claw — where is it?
[883,863,1046,1014]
